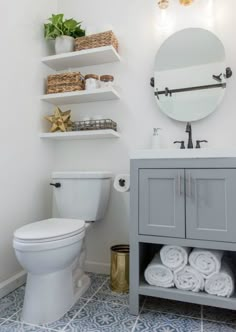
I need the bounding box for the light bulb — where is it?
[179,0,194,6]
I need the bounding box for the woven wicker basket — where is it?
[72,119,117,132]
[47,72,85,94]
[75,31,119,52]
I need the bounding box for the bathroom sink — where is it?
[130,148,236,159]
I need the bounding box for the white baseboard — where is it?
[0,271,26,299]
[85,260,110,275]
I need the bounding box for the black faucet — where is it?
[185,122,193,149]
[174,123,208,149]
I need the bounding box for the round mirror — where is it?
[154,28,226,122]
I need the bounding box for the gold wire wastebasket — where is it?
[110,245,130,293]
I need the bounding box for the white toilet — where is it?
[13,171,112,325]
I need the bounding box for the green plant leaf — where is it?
[51,14,64,25]
[44,14,85,39]
[64,19,78,30]
[71,26,85,38]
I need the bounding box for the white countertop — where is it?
[130,148,236,160]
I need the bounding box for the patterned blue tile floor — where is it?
[0,273,236,331]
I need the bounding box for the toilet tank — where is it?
[52,172,112,221]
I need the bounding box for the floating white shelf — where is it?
[40,130,120,140]
[42,46,121,71]
[40,87,120,105]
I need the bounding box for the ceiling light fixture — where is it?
[158,0,169,9]
[158,0,194,9]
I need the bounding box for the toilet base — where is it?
[74,273,91,302]
[21,269,91,325]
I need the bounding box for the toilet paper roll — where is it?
[114,174,130,193]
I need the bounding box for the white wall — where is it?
[0,0,57,284]
[55,0,236,272]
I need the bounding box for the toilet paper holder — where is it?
[119,179,126,187]
[114,174,130,193]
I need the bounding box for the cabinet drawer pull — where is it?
[187,172,191,198]
[176,173,181,196]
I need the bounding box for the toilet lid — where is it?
[14,218,85,242]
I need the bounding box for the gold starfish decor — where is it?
[45,107,72,132]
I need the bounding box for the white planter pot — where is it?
[55,36,74,55]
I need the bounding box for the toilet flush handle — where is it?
[50,182,61,188]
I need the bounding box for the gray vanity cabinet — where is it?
[139,169,185,237]
[130,158,236,315]
[186,169,236,242]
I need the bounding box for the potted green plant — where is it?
[44,14,85,54]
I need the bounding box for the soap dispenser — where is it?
[151,128,162,149]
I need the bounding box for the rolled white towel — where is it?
[205,261,235,298]
[174,265,204,293]
[160,245,190,271]
[189,248,223,279]
[144,253,174,288]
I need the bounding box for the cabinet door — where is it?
[139,169,185,237]
[186,169,236,242]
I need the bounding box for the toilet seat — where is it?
[14,218,85,241]
[13,218,85,251]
